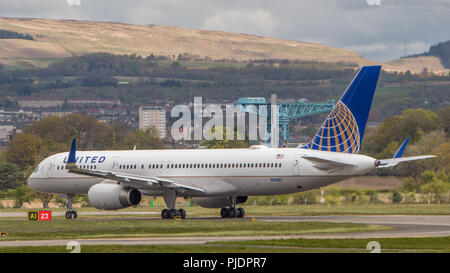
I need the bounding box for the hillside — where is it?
[385,40,450,75]
[0,17,374,68]
[384,56,449,75]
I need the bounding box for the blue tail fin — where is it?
[394,137,409,158]
[68,137,77,164]
[301,65,381,154]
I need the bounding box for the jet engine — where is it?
[88,183,141,210]
[194,196,248,208]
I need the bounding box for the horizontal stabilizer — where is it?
[302,155,356,170]
[376,155,436,168]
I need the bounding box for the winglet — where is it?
[67,137,77,168]
[394,137,409,158]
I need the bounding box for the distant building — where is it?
[0,125,15,141]
[68,98,120,107]
[40,110,72,118]
[18,97,64,108]
[0,109,35,122]
[17,97,121,108]
[139,106,166,138]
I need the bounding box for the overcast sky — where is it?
[1,0,449,62]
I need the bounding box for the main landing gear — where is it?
[65,194,78,219]
[161,208,186,219]
[221,196,245,218]
[160,189,186,219]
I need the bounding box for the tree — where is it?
[6,133,43,168]
[111,119,130,146]
[369,108,441,157]
[438,106,450,135]
[122,127,165,149]
[434,142,450,173]
[203,126,250,149]
[0,163,20,190]
[394,130,447,177]
[392,191,403,203]
[420,171,450,202]
[24,113,116,151]
[7,186,34,208]
[32,192,54,208]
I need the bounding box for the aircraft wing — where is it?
[301,155,357,170]
[67,167,206,193]
[376,155,436,168]
[65,138,205,193]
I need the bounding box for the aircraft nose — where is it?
[28,175,37,190]
[28,166,39,191]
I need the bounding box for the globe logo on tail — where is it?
[306,101,360,154]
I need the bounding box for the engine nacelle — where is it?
[88,183,141,210]
[194,196,248,208]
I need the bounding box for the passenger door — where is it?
[46,161,54,178]
[111,156,120,172]
[292,155,302,176]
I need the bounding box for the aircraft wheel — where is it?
[228,208,237,218]
[71,210,78,219]
[178,209,186,219]
[65,211,71,219]
[220,208,229,218]
[169,209,179,219]
[237,208,245,218]
[161,209,169,219]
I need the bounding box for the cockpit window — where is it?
[33,166,39,173]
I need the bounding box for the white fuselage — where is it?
[28,147,376,197]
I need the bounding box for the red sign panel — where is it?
[38,211,52,221]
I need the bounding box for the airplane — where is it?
[28,65,435,220]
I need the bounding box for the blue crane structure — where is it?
[236,96,335,146]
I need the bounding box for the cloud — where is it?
[202,9,277,36]
[0,0,87,20]
[0,0,448,62]
[346,41,430,61]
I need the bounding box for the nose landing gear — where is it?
[65,194,78,219]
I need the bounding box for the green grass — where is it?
[0,244,361,253]
[1,237,448,253]
[210,237,450,253]
[0,218,389,241]
[2,203,449,216]
[238,204,450,216]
